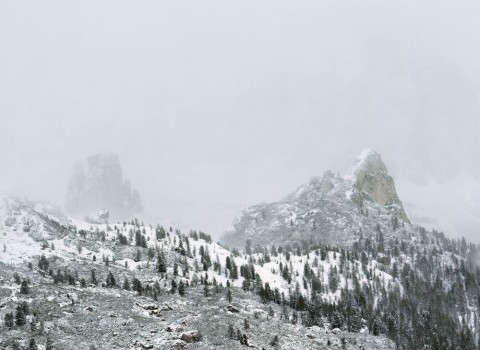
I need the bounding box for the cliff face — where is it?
[350,149,409,222]
[222,149,409,249]
[65,153,143,221]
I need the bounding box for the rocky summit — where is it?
[222,149,409,250]
[65,153,143,221]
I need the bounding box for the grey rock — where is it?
[180,330,202,343]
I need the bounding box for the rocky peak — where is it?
[351,149,387,178]
[222,149,411,249]
[65,153,143,221]
[350,149,409,222]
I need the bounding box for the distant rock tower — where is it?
[65,153,143,221]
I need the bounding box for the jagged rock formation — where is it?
[222,149,409,249]
[65,153,143,221]
[349,149,408,221]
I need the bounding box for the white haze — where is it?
[1,1,479,241]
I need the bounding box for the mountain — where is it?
[0,192,479,349]
[0,194,395,349]
[222,149,409,250]
[65,153,143,221]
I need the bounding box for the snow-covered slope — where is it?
[0,193,399,349]
[0,195,74,263]
[0,191,477,349]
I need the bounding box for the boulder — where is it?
[180,330,202,343]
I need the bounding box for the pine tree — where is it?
[135,230,142,246]
[270,335,279,348]
[45,336,54,350]
[20,280,29,294]
[173,262,178,276]
[29,338,37,350]
[15,304,26,326]
[91,270,97,285]
[21,301,30,315]
[178,280,186,296]
[227,288,232,303]
[4,312,13,328]
[106,272,116,287]
[132,278,143,295]
[157,252,167,273]
[123,278,130,290]
[171,279,177,294]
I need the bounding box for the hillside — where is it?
[0,194,396,349]
[1,191,480,349]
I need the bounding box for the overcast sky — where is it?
[1,1,480,241]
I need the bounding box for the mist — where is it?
[1,0,479,241]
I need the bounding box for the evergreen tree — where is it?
[106,272,116,287]
[29,338,37,350]
[170,279,177,294]
[270,335,279,348]
[38,254,49,271]
[15,304,26,326]
[227,288,232,303]
[123,278,130,290]
[157,252,167,273]
[173,262,178,276]
[4,312,13,328]
[20,280,29,294]
[90,270,97,286]
[45,336,54,350]
[135,230,142,246]
[178,280,186,296]
[132,278,143,295]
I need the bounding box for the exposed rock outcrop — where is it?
[350,149,409,222]
[65,153,143,221]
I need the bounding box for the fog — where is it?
[1,1,479,241]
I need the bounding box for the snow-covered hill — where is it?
[0,194,399,349]
[1,148,479,349]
